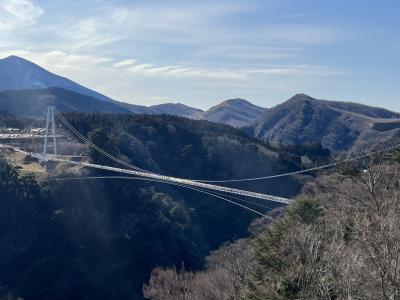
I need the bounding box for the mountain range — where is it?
[0,56,265,126]
[245,93,400,152]
[0,55,399,153]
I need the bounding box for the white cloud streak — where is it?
[0,1,357,108]
[113,59,138,68]
[44,1,341,53]
[113,59,344,80]
[0,49,110,72]
[0,0,43,30]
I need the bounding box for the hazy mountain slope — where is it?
[0,56,271,123]
[0,55,112,102]
[325,100,400,119]
[0,56,202,118]
[203,98,265,127]
[0,87,132,118]
[109,99,151,114]
[109,98,264,123]
[102,101,204,117]
[202,98,266,127]
[150,103,204,118]
[147,99,265,123]
[247,94,400,152]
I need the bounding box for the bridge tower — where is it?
[42,106,58,172]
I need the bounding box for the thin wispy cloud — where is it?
[113,59,138,68]
[115,59,334,80]
[0,0,43,31]
[0,49,110,71]
[0,0,397,111]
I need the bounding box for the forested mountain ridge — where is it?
[245,93,400,153]
[0,87,133,118]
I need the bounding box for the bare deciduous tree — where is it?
[145,157,400,300]
[143,239,252,300]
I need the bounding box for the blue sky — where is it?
[0,0,399,111]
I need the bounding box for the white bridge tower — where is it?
[43,106,58,162]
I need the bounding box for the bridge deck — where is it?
[34,154,292,204]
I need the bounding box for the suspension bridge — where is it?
[3,106,400,218]
[43,107,291,215]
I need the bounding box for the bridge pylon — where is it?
[42,106,58,171]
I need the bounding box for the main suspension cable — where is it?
[55,111,400,185]
[56,111,153,174]
[40,175,275,221]
[193,142,400,183]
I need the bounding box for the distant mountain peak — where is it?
[2,55,23,61]
[203,98,266,127]
[3,55,19,60]
[219,98,258,106]
[286,93,316,103]
[0,55,38,68]
[0,55,41,68]
[224,98,249,103]
[0,55,112,102]
[295,92,312,97]
[149,102,203,118]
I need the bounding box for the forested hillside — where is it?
[62,113,311,193]
[246,94,400,153]
[0,88,132,118]
[144,152,400,299]
[0,113,313,300]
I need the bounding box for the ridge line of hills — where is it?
[0,55,268,126]
[0,55,399,153]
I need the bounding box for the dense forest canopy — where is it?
[0,112,45,129]
[61,112,314,195]
[0,159,210,299]
[0,112,326,299]
[2,112,399,299]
